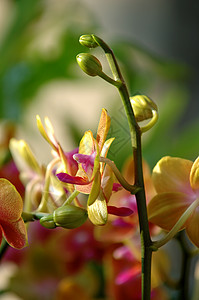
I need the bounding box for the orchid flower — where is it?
[9,138,68,213]
[57,109,133,225]
[0,178,27,249]
[148,156,199,248]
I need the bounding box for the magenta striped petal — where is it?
[107,206,133,217]
[56,173,89,185]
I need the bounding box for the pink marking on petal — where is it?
[73,152,96,174]
[56,173,89,185]
[65,148,79,175]
[112,183,122,192]
[107,206,133,217]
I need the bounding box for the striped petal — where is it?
[87,192,108,225]
[96,108,111,151]
[148,192,192,231]
[152,156,193,196]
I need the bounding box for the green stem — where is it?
[99,156,140,193]
[62,190,80,206]
[22,211,48,222]
[93,34,152,300]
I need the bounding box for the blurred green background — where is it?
[0,0,199,169]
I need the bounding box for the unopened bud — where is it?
[130,95,157,122]
[79,35,98,48]
[76,53,102,77]
[40,205,88,229]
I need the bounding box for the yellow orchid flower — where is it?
[148,156,199,247]
[57,109,132,225]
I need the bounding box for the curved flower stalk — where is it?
[148,156,199,248]
[57,108,133,225]
[0,178,27,249]
[95,157,157,242]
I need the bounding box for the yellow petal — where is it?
[148,192,192,231]
[9,139,41,174]
[190,156,199,191]
[186,207,199,247]
[36,115,57,151]
[152,156,193,195]
[87,192,108,225]
[87,170,101,205]
[96,108,111,151]
[79,131,94,155]
[101,164,114,201]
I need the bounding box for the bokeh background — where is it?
[1,0,199,167]
[0,0,199,299]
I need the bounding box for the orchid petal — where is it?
[87,170,101,205]
[116,264,141,285]
[1,218,28,249]
[186,208,199,247]
[152,156,193,196]
[65,148,79,176]
[190,156,199,192]
[101,164,114,201]
[75,181,93,194]
[87,192,108,226]
[79,130,94,155]
[0,179,23,221]
[57,173,89,185]
[74,153,95,175]
[148,192,192,231]
[90,139,100,180]
[107,206,133,217]
[9,139,41,174]
[100,137,115,158]
[36,115,57,151]
[96,108,111,151]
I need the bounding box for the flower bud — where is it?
[130,95,158,122]
[79,35,98,48]
[40,205,88,229]
[76,53,102,77]
[40,215,56,229]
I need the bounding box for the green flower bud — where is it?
[130,95,158,122]
[40,205,88,229]
[79,35,98,48]
[76,53,102,77]
[40,216,56,229]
